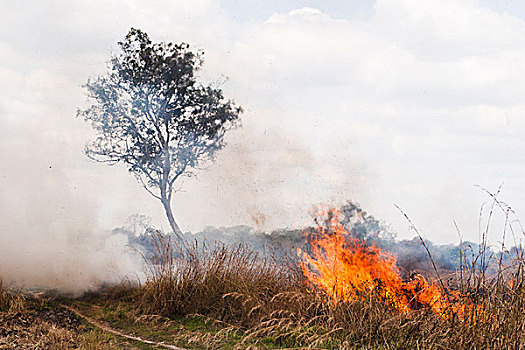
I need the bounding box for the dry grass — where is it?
[139,236,301,326]
[6,187,521,349]
[114,231,525,349]
[0,318,78,349]
[0,282,141,349]
[0,279,26,314]
[4,230,525,349]
[0,313,132,350]
[0,284,81,349]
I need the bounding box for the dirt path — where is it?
[61,304,187,350]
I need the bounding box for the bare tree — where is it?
[78,28,242,243]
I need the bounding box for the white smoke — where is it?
[0,102,144,293]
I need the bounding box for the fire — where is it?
[298,208,466,316]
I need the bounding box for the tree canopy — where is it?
[78,28,242,241]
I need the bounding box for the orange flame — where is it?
[298,208,467,316]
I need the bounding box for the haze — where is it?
[1,0,525,289]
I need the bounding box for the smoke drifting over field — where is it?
[2,0,525,292]
[0,61,364,293]
[0,112,143,292]
[184,126,367,231]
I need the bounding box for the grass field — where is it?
[3,216,525,349]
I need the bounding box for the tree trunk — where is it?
[159,148,186,249]
[161,195,184,244]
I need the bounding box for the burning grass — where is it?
[298,208,474,317]
[76,213,525,350]
[3,195,524,348]
[3,213,523,349]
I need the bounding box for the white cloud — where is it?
[202,0,525,245]
[373,0,525,57]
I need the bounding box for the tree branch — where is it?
[136,174,162,200]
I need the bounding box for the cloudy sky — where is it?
[2,0,525,260]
